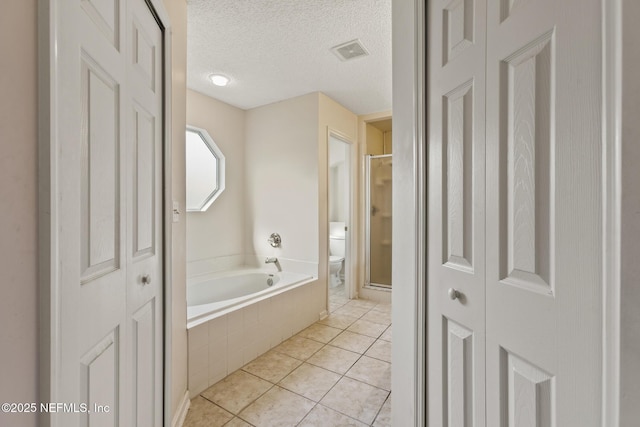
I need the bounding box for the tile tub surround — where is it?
[184,300,392,427]
[188,279,326,397]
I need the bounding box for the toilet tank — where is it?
[329,222,346,257]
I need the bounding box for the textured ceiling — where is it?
[186,0,392,115]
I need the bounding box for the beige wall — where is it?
[383,130,393,154]
[165,0,189,421]
[0,1,38,426]
[243,92,357,313]
[366,124,384,155]
[186,90,246,272]
[364,124,392,155]
[245,93,320,265]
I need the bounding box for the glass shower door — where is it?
[366,155,392,287]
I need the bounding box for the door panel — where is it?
[501,350,553,427]
[132,301,156,426]
[428,0,486,425]
[81,0,120,48]
[499,30,553,293]
[442,80,474,271]
[80,330,119,427]
[132,105,156,256]
[445,319,474,427]
[485,0,602,425]
[80,55,122,281]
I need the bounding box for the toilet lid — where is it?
[329,255,344,262]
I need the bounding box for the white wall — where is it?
[186,90,245,275]
[245,93,320,269]
[0,1,38,426]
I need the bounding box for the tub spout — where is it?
[265,257,281,271]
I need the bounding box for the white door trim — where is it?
[602,0,622,425]
[391,0,427,425]
[37,1,173,425]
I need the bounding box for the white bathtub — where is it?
[186,267,322,396]
[187,268,314,328]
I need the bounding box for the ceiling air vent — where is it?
[331,39,370,61]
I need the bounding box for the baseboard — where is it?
[171,390,191,427]
[319,310,328,320]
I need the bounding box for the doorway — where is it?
[327,132,354,311]
[358,114,393,301]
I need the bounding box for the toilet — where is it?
[329,222,346,288]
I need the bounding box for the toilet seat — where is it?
[329,255,344,263]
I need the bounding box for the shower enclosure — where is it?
[365,154,392,288]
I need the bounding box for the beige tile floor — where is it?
[183,284,392,427]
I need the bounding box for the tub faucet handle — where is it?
[265,257,278,264]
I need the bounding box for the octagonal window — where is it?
[186,126,225,212]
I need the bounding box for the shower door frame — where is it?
[365,153,393,289]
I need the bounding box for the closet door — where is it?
[427,0,487,425]
[50,0,164,424]
[125,0,164,425]
[484,0,603,425]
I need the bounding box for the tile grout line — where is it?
[199,369,278,417]
[370,391,392,427]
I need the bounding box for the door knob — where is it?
[141,274,151,285]
[448,288,461,300]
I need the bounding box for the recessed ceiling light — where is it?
[209,74,230,86]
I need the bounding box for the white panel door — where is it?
[53,0,164,425]
[485,0,602,425]
[126,0,164,425]
[428,0,603,425]
[428,0,487,425]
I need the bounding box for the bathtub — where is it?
[187,268,315,328]
[186,267,322,397]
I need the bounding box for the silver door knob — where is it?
[448,288,460,300]
[141,274,151,285]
